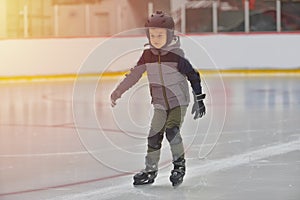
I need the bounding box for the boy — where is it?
[110,11,206,187]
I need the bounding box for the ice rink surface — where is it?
[0,75,300,200]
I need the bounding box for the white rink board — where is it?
[0,34,300,76]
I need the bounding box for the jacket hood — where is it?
[148,36,184,57]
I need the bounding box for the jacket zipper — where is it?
[158,53,170,110]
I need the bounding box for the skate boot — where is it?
[169,158,185,187]
[133,169,157,186]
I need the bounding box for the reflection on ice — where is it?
[0,76,299,200]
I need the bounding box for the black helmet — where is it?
[145,11,175,30]
[145,11,175,46]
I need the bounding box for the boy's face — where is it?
[149,28,167,49]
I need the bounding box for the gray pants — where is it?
[145,106,187,171]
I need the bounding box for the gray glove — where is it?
[191,92,206,119]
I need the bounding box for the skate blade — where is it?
[172,180,183,188]
[133,179,154,186]
[170,177,183,188]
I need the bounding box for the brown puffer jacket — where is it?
[113,38,203,110]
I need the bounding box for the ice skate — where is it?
[169,158,185,187]
[133,170,157,186]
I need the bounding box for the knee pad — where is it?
[166,126,182,145]
[148,131,164,150]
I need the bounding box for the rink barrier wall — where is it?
[0,33,300,80]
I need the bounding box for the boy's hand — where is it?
[192,100,206,119]
[110,90,121,107]
[111,99,117,107]
[191,93,206,119]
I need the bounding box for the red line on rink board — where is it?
[1,31,299,41]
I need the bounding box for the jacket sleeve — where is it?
[177,56,203,95]
[114,53,147,96]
